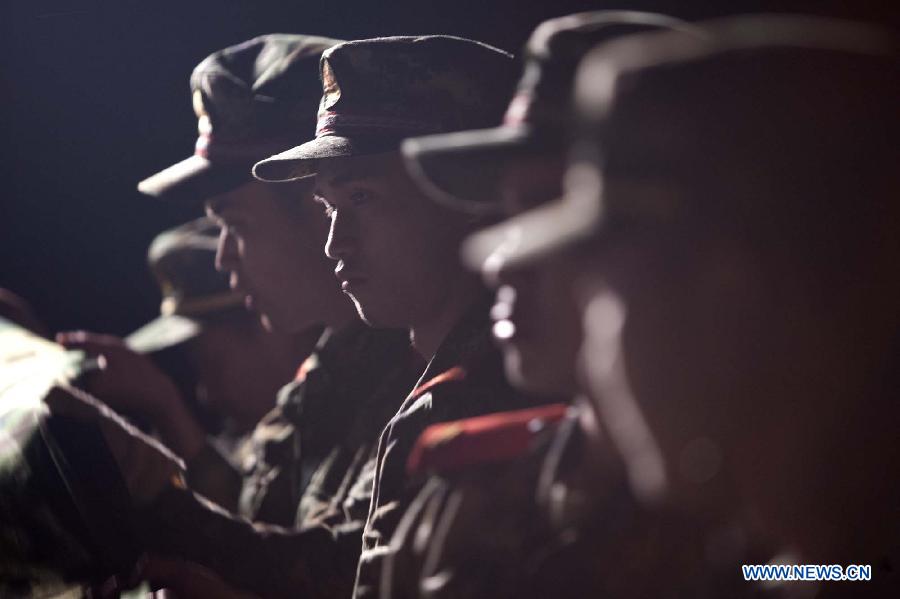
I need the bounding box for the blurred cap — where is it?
[403,11,692,213]
[463,14,898,271]
[126,217,244,353]
[252,36,516,182]
[137,34,343,202]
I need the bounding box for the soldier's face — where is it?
[485,158,582,396]
[575,176,773,508]
[315,152,472,329]
[206,180,347,333]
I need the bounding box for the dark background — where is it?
[1,0,893,337]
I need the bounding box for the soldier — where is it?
[59,216,310,515]
[35,34,523,598]
[394,13,900,598]
[379,12,691,598]
[251,35,536,598]
[566,15,900,597]
[38,34,427,599]
[56,35,420,537]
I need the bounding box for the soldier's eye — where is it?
[349,190,373,206]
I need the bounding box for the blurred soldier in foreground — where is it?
[381,12,691,598]
[566,15,899,596]
[59,216,311,514]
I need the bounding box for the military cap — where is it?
[138,34,343,201]
[126,217,244,353]
[462,14,898,270]
[402,11,692,213]
[252,35,516,182]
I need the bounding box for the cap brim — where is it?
[461,188,600,272]
[402,125,540,214]
[138,154,252,202]
[125,314,202,354]
[253,135,402,182]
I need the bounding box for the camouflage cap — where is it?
[402,11,692,214]
[463,14,898,270]
[137,34,343,202]
[252,35,516,182]
[126,217,245,353]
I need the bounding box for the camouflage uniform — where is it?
[238,322,422,527]
[0,320,168,596]
[132,34,348,523]
[133,298,537,598]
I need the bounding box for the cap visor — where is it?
[138,155,252,202]
[402,126,539,214]
[125,314,202,354]
[461,189,600,272]
[253,135,401,182]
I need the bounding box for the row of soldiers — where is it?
[2,9,898,599]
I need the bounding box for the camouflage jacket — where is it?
[352,299,544,598]
[381,403,815,599]
[180,322,420,527]
[137,323,421,598]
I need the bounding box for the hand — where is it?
[56,331,182,419]
[56,331,206,459]
[43,384,185,506]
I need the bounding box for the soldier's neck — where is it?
[409,278,482,360]
[326,294,362,330]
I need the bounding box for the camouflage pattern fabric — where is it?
[238,323,421,527]
[0,319,142,596]
[133,323,421,598]
[352,298,545,598]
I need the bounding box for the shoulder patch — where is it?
[294,353,320,382]
[406,403,569,477]
[409,366,467,400]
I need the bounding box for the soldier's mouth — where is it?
[335,263,367,291]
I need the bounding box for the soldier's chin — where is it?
[349,295,378,327]
[504,347,562,396]
[503,347,531,390]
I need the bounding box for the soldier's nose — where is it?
[325,210,356,261]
